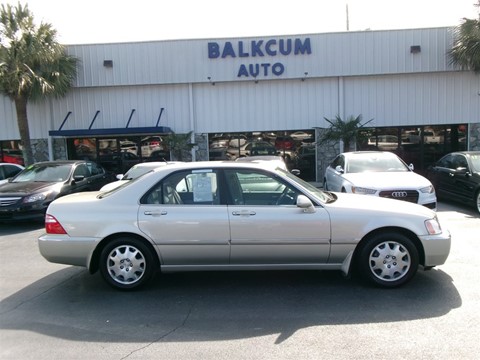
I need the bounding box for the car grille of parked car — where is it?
[0,197,21,206]
[378,190,419,204]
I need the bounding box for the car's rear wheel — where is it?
[357,232,419,288]
[100,237,155,290]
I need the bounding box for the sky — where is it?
[2,0,479,44]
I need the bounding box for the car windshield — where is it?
[280,168,335,203]
[346,154,408,173]
[13,164,72,182]
[470,154,480,172]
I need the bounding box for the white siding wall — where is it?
[344,72,480,127]
[1,27,478,141]
[192,78,339,133]
[20,84,192,138]
[68,27,454,87]
[1,96,19,138]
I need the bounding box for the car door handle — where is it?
[144,210,168,216]
[232,210,256,216]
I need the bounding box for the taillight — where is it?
[45,214,67,234]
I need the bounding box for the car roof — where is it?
[30,160,87,166]
[342,151,397,158]
[129,161,171,169]
[150,160,278,173]
[236,156,284,162]
[450,151,480,156]
[0,162,24,166]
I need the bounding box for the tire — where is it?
[100,237,156,290]
[357,232,419,288]
[476,190,480,214]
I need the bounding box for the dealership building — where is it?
[1,26,479,180]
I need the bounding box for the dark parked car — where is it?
[148,149,171,162]
[0,160,115,222]
[226,141,277,160]
[426,151,480,213]
[294,145,316,179]
[98,151,141,174]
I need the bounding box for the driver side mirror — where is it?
[455,167,469,175]
[297,195,315,213]
[73,175,85,183]
[335,165,344,174]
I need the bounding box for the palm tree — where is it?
[165,131,195,161]
[448,1,480,73]
[0,3,78,165]
[319,115,373,152]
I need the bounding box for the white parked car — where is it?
[235,156,288,171]
[290,131,313,141]
[100,162,176,192]
[38,161,450,291]
[0,163,24,186]
[324,151,437,210]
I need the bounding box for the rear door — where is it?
[138,169,230,265]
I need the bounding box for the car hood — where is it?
[0,181,62,196]
[342,171,432,189]
[327,191,435,218]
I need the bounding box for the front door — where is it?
[224,169,331,264]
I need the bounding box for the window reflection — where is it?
[68,135,170,174]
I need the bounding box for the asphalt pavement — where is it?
[0,200,479,359]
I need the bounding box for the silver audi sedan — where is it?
[38,161,451,291]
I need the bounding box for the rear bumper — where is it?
[38,234,99,269]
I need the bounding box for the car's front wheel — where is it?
[357,232,419,288]
[475,190,480,214]
[100,237,156,290]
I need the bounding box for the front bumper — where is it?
[418,229,451,267]
[0,207,46,222]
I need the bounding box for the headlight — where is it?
[420,185,435,194]
[425,217,442,235]
[23,191,50,203]
[351,186,377,195]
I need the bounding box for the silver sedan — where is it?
[38,161,451,290]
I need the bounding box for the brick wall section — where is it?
[470,122,480,151]
[195,134,208,161]
[315,128,340,184]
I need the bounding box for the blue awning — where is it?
[49,126,173,137]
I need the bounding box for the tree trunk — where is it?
[14,96,34,166]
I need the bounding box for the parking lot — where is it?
[0,201,479,359]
